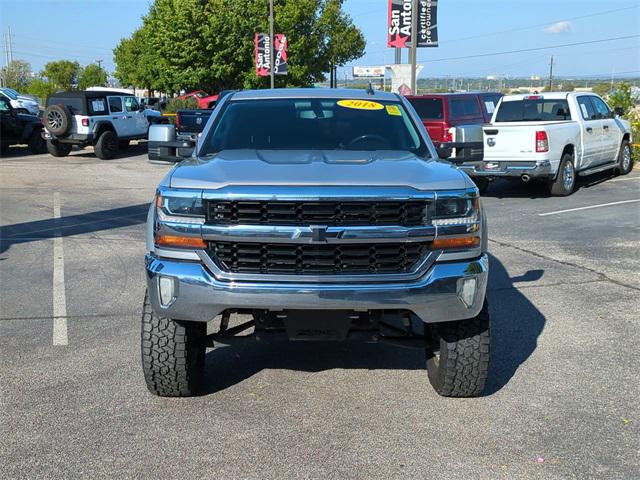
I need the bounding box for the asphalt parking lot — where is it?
[1,144,639,479]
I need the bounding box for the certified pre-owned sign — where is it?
[387,0,438,48]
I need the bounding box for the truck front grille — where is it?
[209,241,430,275]
[206,200,428,226]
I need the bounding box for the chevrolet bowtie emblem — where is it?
[311,226,327,242]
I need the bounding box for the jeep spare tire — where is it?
[45,104,72,136]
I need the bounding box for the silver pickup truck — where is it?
[142,89,490,398]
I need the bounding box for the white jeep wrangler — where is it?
[43,90,150,159]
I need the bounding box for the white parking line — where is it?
[539,199,640,217]
[52,192,68,346]
[607,176,640,183]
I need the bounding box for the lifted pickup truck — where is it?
[465,92,633,195]
[143,89,490,398]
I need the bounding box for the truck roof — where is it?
[500,92,577,101]
[231,88,400,101]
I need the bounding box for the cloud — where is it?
[543,21,572,34]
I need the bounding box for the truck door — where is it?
[576,96,602,170]
[123,96,147,137]
[590,96,620,165]
[107,96,129,137]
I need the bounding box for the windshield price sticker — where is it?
[337,99,384,111]
[385,105,402,116]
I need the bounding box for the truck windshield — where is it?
[201,98,427,155]
[495,99,571,122]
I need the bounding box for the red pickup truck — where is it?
[177,90,218,109]
[407,92,502,159]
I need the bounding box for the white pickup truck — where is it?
[462,92,633,195]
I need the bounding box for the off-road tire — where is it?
[28,129,47,154]
[616,139,633,175]
[473,177,490,195]
[548,153,576,196]
[0,142,9,156]
[94,130,119,160]
[46,139,72,157]
[141,290,207,397]
[44,104,72,136]
[426,300,491,397]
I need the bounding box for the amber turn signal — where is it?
[155,235,207,249]
[431,236,480,250]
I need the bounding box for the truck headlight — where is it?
[154,191,207,249]
[432,197,478,226]
[430,195,481,251]
[155,193,205,223]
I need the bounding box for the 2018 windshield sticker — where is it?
[337,99,384,110]
[385,105,401,116]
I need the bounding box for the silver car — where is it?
[142,88,490,398]
[0,87,40,116]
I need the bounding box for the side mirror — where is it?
[148,124,195,163]
[614,107,625,117]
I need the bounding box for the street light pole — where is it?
[269,0,275,89]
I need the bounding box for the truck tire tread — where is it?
[426,300,490,397]
[141,290,206,397]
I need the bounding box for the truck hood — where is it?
[168,149,470,191]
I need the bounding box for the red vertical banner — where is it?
[387,0,411,48]
[274,34,288,75]
[255,33,271,77]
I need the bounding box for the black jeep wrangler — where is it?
[0,93,47,156]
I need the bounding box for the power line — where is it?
[419,35,640,63]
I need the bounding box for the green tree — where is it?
[42,60,80,91]
[0,60,32,90]
[113,28,158,92]
[78,63,108,89]
[608,82,635,113]
[114,0,365,93]
[24,77,56,100]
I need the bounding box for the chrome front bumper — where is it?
[460,160,552,178]
[145,253,489,324]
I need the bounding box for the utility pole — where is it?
[394,48,401,65]
[8,26,13,63]
[548,55,554,92]
[409,0,418,94]
[3,33,8,67]
[269,0,275,89]
[96,59,103,69]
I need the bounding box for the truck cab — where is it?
[467,92,633,195]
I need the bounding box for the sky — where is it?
[1,0,639,81]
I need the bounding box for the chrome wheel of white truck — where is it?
[618,140,633,175]
[549,153,575,196]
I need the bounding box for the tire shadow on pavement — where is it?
[483,254,546,396]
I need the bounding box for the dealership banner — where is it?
[255,33,288,77]
[387,0,438,48]
[353,66,385,78]
[274,34,288,75]
[255,33,270,76]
